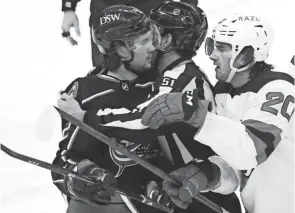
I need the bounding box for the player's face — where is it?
[128,30,156,72]
[209,41,232,81]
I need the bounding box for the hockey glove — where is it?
[146,181,173,208]
[64,159,116,204]
[162,161,220,209]
[141,90,211,129]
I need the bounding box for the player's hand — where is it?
[141,90,211,129]
[162,163,209,209]
[57,93,85,121]
[62,11,80,45]
[146,181,172,207]
[64,159,116,203]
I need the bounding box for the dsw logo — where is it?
[100,14,121,25]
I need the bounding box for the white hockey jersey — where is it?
[194,71,294,213]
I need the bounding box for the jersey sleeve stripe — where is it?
[81,89,115,104]
[66,127,80,150]
[243,119,282,165]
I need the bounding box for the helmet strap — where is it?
[123,50,143,75]
[226,47,255,82]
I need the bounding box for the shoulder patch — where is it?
[68,81,79,98]
[120,81,130,92]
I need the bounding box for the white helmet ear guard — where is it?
[206,14,273,82]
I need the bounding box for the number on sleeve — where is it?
[261,92,294,121]
[161,77,175,87]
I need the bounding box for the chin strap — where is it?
[225,69,237,83]
[226,55,256,83]
[123,51,152,76]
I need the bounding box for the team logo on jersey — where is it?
[173,9,181,15]
[109,140,160,177]
[68,81,79,98]
[121,82,129,91]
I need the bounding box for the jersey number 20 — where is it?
[261,92,294,121]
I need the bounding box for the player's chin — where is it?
[215,72,223,81]
[143,62,152,70]
[216,73,227,82]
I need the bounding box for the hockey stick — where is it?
[54,106,226,213]
[0,144,174,213]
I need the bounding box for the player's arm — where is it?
[160,155,240,209]
[61,0,81,45]
[84,66,215,130]
[194,80,294,170]
[51,118,90,198]
[53,79,117,203]
[52,78,85,192]
[84,76,177,130]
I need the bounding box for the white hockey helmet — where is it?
[205,14,273,82]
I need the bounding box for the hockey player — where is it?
[60,2,242,212]
[53,5,173,213]
[61,0,199,66]
[141,14,295,213]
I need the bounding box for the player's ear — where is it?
[114,42,132,61]
[234,46,254,68]
[161,33,173,50]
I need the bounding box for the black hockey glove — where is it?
[64,159,116,204]
[141,90,212,129]
[146,181,173,208]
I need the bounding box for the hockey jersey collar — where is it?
[215,71,294,97]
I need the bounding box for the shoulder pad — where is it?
[235,71,294,95]
[63,77,84,99]
[86,66,104,76]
